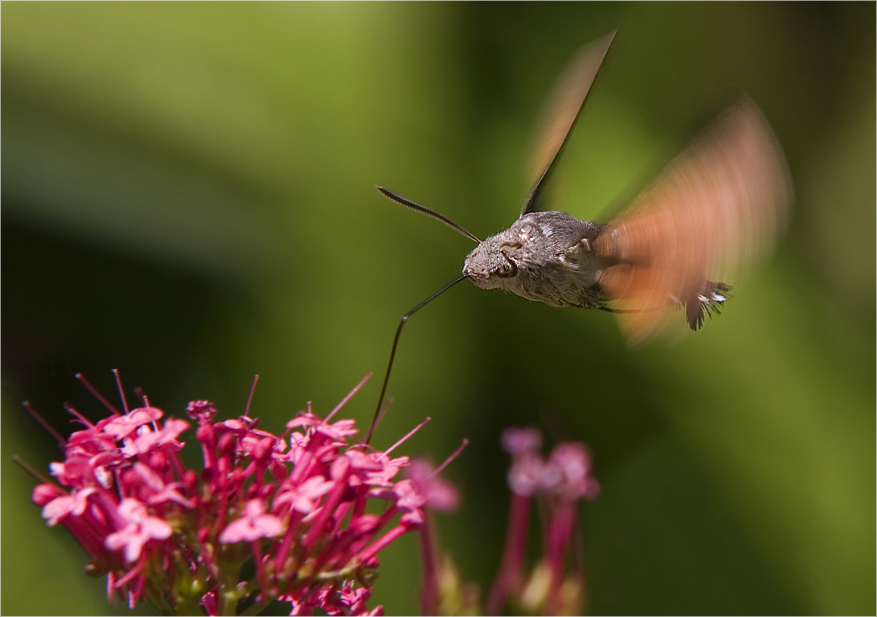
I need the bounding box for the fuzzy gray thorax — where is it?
[462,211,611,309]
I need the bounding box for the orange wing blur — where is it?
[594,95,793,342]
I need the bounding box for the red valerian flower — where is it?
[23,373,601,616]
[23,372,443,615]
[219,498,285,544]
[104,498,174,563]
[484,427,600,616]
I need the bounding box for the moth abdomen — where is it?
[684,281,731,330]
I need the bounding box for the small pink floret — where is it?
[103,407,164,439]
[220,499,285,544]
[41,487,97,525]
[104,498,173,563]
[274,475,333,514]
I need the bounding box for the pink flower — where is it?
[41,487,97,525]
[501,426,543,455]
[286,413,359,441]
[22,372,487,616]
[104,498,173,563]
[404,459,460,512]
[185,400,216,423]
[66,428,118,458]
[393,479,427,527]
[351,450,408,486]
[486,428,600,616]
[220,499,285,543]
[546,442,600,501]
[103,407,163,439]
[131,462,195,508]
[119,417,189,457]
[49,457,94,487]
[274,475,333,514]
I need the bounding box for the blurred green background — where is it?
[2,3,874,615]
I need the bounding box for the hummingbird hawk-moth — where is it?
[367,31,793,435]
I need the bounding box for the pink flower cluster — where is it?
[28,374,452,615]
[24,371,602,616]
[484,427,600,616]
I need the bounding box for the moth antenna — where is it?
[366,274,469,445]
[376,186,481,244]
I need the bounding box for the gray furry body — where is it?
[463,211,613,310]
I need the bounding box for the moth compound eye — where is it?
[497,254,518,278]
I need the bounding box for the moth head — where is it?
[463,237,523,290]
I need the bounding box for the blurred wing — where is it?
[521,30,616,216]
[594,94,793,343]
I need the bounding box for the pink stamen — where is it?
[75,373,121,416]
[12,454,54,485]
[63,403,94,428]
[112,369,129,415]
[381,417,431,459]
[22,401,66,447]
[134,387,150,408]
[326,373,371,422]
[245,375,260,417]
[431,438,468,477]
